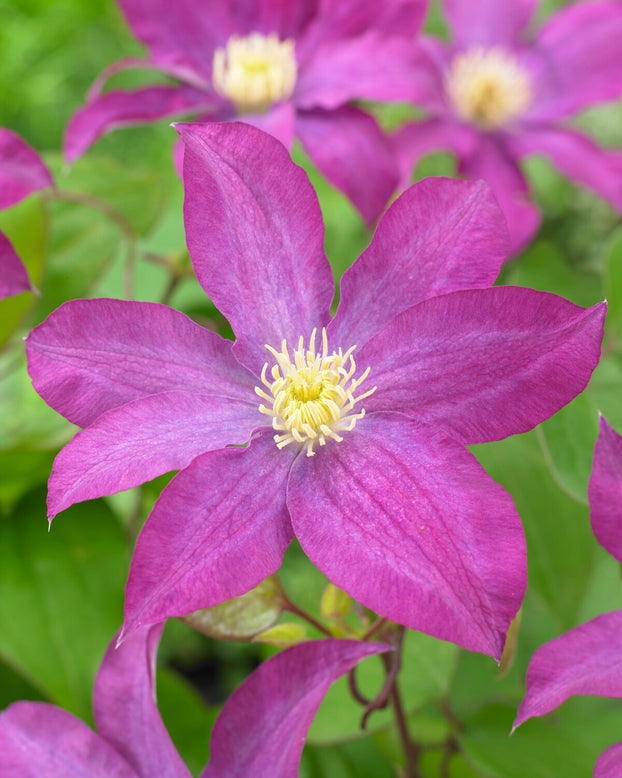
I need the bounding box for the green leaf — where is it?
[0,489,127,723]
[472,431,595,631]
[603,226,622,335]
[536,391,598,504]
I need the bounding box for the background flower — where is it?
[0,129,52,300]
[64,0,429,225]
[394,0,622,254]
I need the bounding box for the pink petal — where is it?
[392,117,477,190]
[295,105,397,227]
[507,126,622,214]
[0,128,52,209]
[595,742,622,778]
[295,32,424,109]
[63,85,212,164]
[0,230,33,300]
[122,434,295,638]
[458,135,541,256]
[289,414,526,658]
[117,0,234,78]
[358,288,605,445]
[527,1,622,119]
[26,298,256,428]
[0,701,136,777]
[442,0,539,47]
[330,177,508,349]
[94,625,190,778]
[47,391,258,519]
[178,121,334,375]
[232,0,316,38]
[588,416,622,564]
[201,639,390,778]
[240,101,296,150]
[514,610,622,728]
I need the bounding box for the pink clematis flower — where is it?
[27,122,606,659]
[514,415,622,777]
[64,0,429,225]
[394,0,622,254]
[0,622,388,778]
[0,129,53,300]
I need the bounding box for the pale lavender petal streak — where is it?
[26,298,256,428]
[289,414,526,658]
[588,416,622,564]
[360,288,605,445]
[95,625,191,778]
[202,639,390,778]
[179,121,334,375]
[122,434,295,638]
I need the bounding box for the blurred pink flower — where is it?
[394,0,622,254]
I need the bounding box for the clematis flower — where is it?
[514,415,622,777]
[63,0,429,225]
[0,129,53,300]
[0,621,388,778]
[394,0,622,254]
[27,122,606,659]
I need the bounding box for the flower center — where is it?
[212,32,297,113]
[255,328,376,456]
[446,46,532,130]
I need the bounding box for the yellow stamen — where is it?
[213,32,297,114]
[255,328,376,456]
[446,46,532,130]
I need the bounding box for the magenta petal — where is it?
[0,129,52,209]
[178,121,333,375]
[443,0,538,47]
[508,127,622,214]
[588,416,622,564]
[94,625,190,778]
[0,230,33,300]
[392,117,477,189]
[242,101,296,150]
[296,106,397,227]
[47,391,257,519]
[359,288,605,445]
[0,701,136,777]
[296,32,423,109]
[330,177,507,349]
[595,742,622,778]
[117,0,233,80]
[458,136,541,255]
[201,639,390,778]
[289,414,526,658]
[528,1,622,119]
[122,434,295,638]
[514,610,622,728]
[63,85,211,163]
[26,298,256,428]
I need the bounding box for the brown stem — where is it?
[282,599,332,637]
